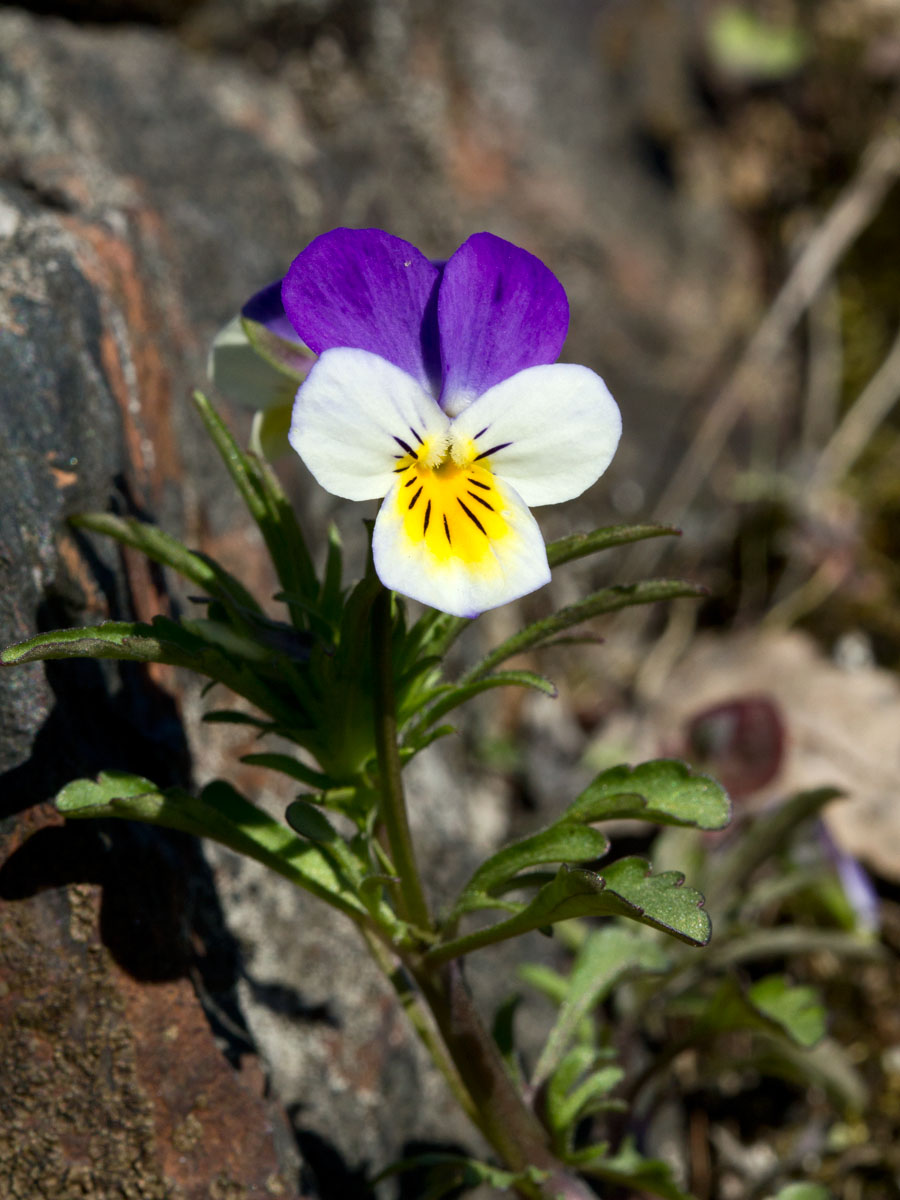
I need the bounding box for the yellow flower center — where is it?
[392,437,512,565]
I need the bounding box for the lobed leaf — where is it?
[430,858,710,965]
[450,824,610,919]
[600,856,712,944]
[567,759,731,831]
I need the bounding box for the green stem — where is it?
[370,587,598,1199]
[423,916,530,968]
[372,586,432,932]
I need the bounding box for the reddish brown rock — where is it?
[0,859,299,1200]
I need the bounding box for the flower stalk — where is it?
[370,584,600,1199]
[372,584,433,932]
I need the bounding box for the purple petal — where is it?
[242,280,304,344]
[240,280,317,382]
[819,824,880,933]
[437,233,569,415]
[281,228,440,389]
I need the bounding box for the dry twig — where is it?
[627,132,900,576]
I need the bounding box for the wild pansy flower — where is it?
[283,228,622,618]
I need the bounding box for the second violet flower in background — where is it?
[281,228,622,618]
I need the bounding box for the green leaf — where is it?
[430,858,710,965]
[464,580,707,681]
[748,976,826,1049]
[517,963,569,1006]
[372,1153,548,1195]
[548,1058,625,1138]
[192,391,317,614]
[546,523,680,568]
[55,772,369,922]
[180,615,295,665]
[709,788,844,905]
[1,615,309,731]
[1,616,251,680]
[403,609,471,663]
[405,669,557,737]
[742,1035,866,1111]
[240,752,336,790]
[70,512,262,615]
[490,993,528,1091]
[696,975,825,1049]
[547,1043,593,1110]
[399,724,455,762]
[319,523,344,616]
[707,7,809,81]
[57,769,158,805]
[765,1184,831,1200]
[285,798,371,889]
[531,926,670,1089]
[576,1138,693,1200]
[599,857,712,944]
[1,621,173,666]
[449,759,722,923]
[567,759,731,832]
[709,927,882,971]
[451,824,611,918]
[284,798,341,844]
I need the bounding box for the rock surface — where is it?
[0,3,757,1196]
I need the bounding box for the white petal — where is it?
[289,347,449,501]
[372,468,551,617]
[450,363,621,506]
